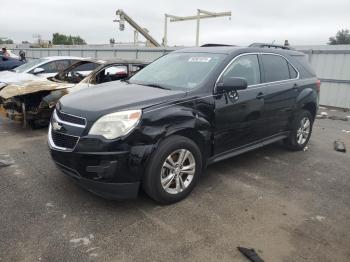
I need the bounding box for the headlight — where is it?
[89,110,142,139]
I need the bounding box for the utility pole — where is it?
[164,9,231,47]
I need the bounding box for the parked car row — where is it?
[0,44,320,204]
[0,52,25,71]
[0,56,147,127]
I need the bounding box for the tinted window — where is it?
[262,54,290,82]
[222,54,261,86]
[288,63,298,79]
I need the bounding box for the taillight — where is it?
[316,79,321,93]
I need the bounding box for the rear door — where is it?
[259,53,300,136]
[214,54,266,154]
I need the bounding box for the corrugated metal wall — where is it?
[297,45,350,109]
[11,45,350,108]
[11,46,179,62]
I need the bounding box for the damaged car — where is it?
[0,59,147,128]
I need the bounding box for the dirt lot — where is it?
[0,107,349,262]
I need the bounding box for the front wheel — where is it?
[284,110,313,151]
[142,135,202,204]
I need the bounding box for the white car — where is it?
[0,56,85,87]
[7,50,19,59]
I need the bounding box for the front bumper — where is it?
[48,122,153,200]
[55,161,140,200]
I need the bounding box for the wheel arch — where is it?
[295,87,318,120]
[165,128,211,164]
[302,102,317,120]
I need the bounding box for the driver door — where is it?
[214,54,267,155]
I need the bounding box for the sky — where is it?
[1,0,349,46]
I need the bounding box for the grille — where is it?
[51,130,79,150]
[56,110,86,126]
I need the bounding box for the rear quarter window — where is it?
[261,54,290,82]
[290,55,316,77]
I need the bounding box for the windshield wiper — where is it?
[142,83,171,90]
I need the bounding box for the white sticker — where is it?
[188,57,212,63]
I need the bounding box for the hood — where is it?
[0,78,75,99]
[59,81,187,120]
[0,71,39,86]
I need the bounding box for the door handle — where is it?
[256,92,264,99]
[293,83,299,90]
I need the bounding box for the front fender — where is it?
[133,100,212,166]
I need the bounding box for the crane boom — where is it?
[115,9,161,47]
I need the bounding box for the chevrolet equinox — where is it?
[48,43,320,204]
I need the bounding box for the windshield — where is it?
[129,52,226,91]
[14,58,48,73]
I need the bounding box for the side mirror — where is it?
[216,77,248,93]
[33,67,45,74]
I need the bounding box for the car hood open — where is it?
[59,81,187,120]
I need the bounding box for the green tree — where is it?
[328,29,350,45]
[0,37,14,44]
[52,33,86,45]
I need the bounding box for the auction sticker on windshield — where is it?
[188,57,212,63]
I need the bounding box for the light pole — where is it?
[163,9,231,47]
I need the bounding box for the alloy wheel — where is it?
[296,117,311,145]
[160,149,196,194]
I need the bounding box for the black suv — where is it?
[48,44,319,204]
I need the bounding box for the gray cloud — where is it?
[1,0,349,46]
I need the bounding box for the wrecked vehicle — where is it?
[0,59,147,128]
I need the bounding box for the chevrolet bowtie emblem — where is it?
[52,121,62,131]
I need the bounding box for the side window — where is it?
[288,63,298,79]
[38,60,72,74]
[221,54,261,86]
[39,61,57,73]
[261,54,290,82]
[55,60,71,72]
[95,65,128,84]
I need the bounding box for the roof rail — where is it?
[201,44,234,47]
[249,43,292,50]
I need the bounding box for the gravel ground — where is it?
[0,107,349,262]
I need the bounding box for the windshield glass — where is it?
[14,58,48,73]
[129,52,226,90]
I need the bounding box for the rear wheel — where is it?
[284,110,313,151]
[143,135,202,204]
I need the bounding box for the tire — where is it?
[28,119,50,129]
[143,135,202,204]
[284,109,313,151]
